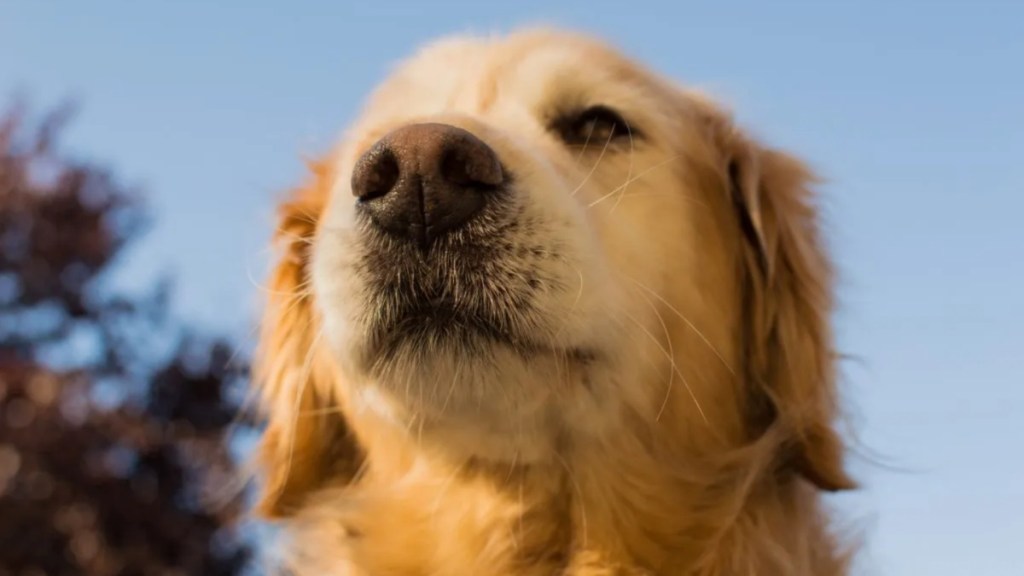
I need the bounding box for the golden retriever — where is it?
[251,28,856,575]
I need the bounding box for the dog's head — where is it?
[253,29,853,518]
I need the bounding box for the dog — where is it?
[250,28,857,575]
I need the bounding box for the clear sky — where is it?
[3,1,1022,574]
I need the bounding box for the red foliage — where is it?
[0,107,253,576]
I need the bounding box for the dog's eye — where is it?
[556,105,632,147]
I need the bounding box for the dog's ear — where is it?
[252,158,363,518]
[691,96,855,492]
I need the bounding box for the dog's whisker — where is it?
[571,128,616,197]
[275,227,317,246]
[554,452,588,549]
[247,277,313,299]
[550,265,586,344]
[624,275,736,377]
[279,207,322,227]
[575,121,597,162]
[621,309,709,425]
[429,460,467,519]
[609,121,636,213]
[439,358,462,416]
[633,286,678,422]
[613,191,708,206]
[225,260,307,381]
[586,155,680,209]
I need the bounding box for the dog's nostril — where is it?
[440,143,504,189]
[352,147,400,201]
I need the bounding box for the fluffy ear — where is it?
[692,96,856,491]
[253,158,363,518]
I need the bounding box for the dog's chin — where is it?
[340,303,593,463]
[338,267,594,410]
[362,305,593,370]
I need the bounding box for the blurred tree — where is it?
[0,104,253,575]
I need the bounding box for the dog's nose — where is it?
[351,123,505,249]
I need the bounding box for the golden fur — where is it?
[250,28,856,575]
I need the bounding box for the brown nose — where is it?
[351,123,505,249]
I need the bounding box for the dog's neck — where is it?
[279,405,848,576]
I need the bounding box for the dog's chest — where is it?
[296,472,574,576]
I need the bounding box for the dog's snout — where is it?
[351,123,504,248]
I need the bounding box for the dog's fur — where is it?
[251,28,856,575]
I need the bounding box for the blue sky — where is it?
[3,1,1021,573]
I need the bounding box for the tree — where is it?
[0,104,254,576]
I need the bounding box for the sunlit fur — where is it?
[250,28,857,575]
